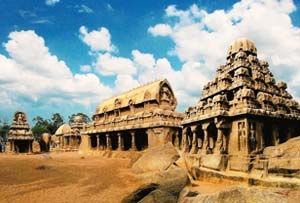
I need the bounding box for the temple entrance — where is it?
[263,124,273,147]
[279,127,288,144]
[111,134,118,150]
[14,140,30,153]
[90,135,97,148]
[123,132,131,150]
[135,130,148,151]
[99,134,106,149]
[207,122,217,150]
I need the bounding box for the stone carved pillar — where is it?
[60,136,63,149]
[29,141,32,153]
[117,133,122,151]
[130,131,137,151]
[10,141,14,152]
[64,137,67,149]
[202,123,210,154]
[215,128,223,154]
[190,126,197,154]
[182,128,189,153]
[173,131,179,148]
[106,134,112,150]
[97,135,100,150]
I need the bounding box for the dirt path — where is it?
[0,153,143,203]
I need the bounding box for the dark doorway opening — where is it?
[99,134,106,149]
[111,134,118,150]
[135,130,148,151]
[263,124,273,147]
[14,140,30,153]
[123,132,131,150]
[279,127,288,144]
[90,135,97,148]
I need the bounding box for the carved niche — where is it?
[160,85,175,106]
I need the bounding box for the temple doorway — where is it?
[90,135,97,148]
[111,134,118,150]
[135,130,148,151]
[263,124,273,147]
[279,127,288,144]
[99,134,106,149]
[14,140,30,153]
[123,132,131,150]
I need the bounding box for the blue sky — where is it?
[0,0,300,124]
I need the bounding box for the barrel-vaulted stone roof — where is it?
[96,79,177,114]
[55,124,71,136]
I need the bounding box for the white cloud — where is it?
[95,53,136,76]
[132,49,156,70]
[148,24,172,36]
[45,0,60,6]
[106,4,114,11]
[80,65,92,73]
[114,75,140,93]
[0,30,112,108]
[79,26,116,52]
[149,0,300,102]
[77,4,94,13]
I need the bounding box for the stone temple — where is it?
[181,38,300,172]
[7,111,33,153]
[80,79,183,153]
[55,115,86,151]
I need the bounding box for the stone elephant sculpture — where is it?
[40,133,51,152]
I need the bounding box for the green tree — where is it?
[0,120,10,142]
[31,113,64,138]
[48,113,64,134]
[69,113,90,124]
[31,124,48,140]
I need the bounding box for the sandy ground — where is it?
[0,152,143,203]
[1,152,299,203]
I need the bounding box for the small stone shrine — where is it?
[7,111,33,153]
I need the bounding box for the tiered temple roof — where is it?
[183,38,300,124]
[8,111,33,140]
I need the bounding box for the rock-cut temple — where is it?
[4,38,300,173]
[181,38,300,172]
[79,79,184,153]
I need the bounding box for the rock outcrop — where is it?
[124,143,189,202]
[264,136,300,174]
[132,142,179,173]
[179,187,288,203]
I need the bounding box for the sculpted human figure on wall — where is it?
[249,122,257,153]
[160,86,172,103]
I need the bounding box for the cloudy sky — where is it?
[0,0,300,123]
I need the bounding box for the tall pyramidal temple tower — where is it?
[181,38,300,172]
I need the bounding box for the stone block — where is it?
[201,154,228,171]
